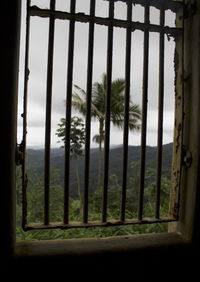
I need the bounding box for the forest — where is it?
[16,74,173,241]
[16,143,173,241]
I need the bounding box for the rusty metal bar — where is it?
[29,6,182,37]
[24,216,176,231]
[83,0,96,224]
[102,0,114,223]
[138,0,150,221]
[22,0,31,229]
[64,0,76,224]
[105,0,183,12]
[121,0,132,222]
[44,0,55,226]
[155,7,165,219]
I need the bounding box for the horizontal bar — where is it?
[24,217,176,231]
[29,6,182,37]
[105,0,183,13]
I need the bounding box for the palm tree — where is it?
[72,73,141,190]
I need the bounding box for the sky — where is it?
[17,0,176,149]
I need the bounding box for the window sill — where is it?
[15,232,190,260]
[12,232,195,279]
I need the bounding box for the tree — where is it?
[72,73,141,190]
[56,116,85,210]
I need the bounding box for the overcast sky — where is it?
[17,0,176,149]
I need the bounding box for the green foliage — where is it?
[16,73,173,242]
[56,116,85,206]
[16,163,170,241]
[56,116,85,159]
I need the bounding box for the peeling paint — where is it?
[174,48,179,96]
[173,170,180,194]
[169,5,184,221]
[175,123,182,154]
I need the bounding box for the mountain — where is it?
[26,143,173,197]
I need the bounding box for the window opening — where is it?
[17,0,184,238]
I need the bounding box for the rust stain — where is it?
[173,203,179,219]
[171,169,180,219]
[173,170,180,194]
[175,123,182,154]
[174,48,179,96]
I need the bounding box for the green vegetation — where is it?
[16,75,172,241]
[56,116,85,209]
[16,144,172,241]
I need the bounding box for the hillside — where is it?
[26,143,173,197]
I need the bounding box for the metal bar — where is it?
[155,7,165,219]
[22,0,31,229]
[83,0,96,224]
[29,6,182,37]
[44,0,55,226]
[102,0,114,223]
[138,1,150,221]
[104,0,183,12]
[64,0,76,224]
[121,0,132,222]
[25,217,176,231]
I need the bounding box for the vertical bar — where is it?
[155,7,165,219]
[102,0,114,223]
[22,0,31,229]
[138,1,150,221]
[121,0,132,222]
[64,0,76,224]
[83,0,96,224]
[44,0,55,225]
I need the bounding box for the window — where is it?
[2,0,200,276]
[16,0,184,237]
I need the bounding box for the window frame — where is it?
[21,0,183,231]
[2,0,200,273]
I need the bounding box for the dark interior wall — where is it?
[0,1,21,267]
[184,0,200,244]
[1,1,200,279]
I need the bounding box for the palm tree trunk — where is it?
[75,158,82,216]
[97,139,102,191]
[97,120,104,190]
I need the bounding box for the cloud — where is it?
[18,1,176,148]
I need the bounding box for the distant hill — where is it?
[26,143,173,197]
